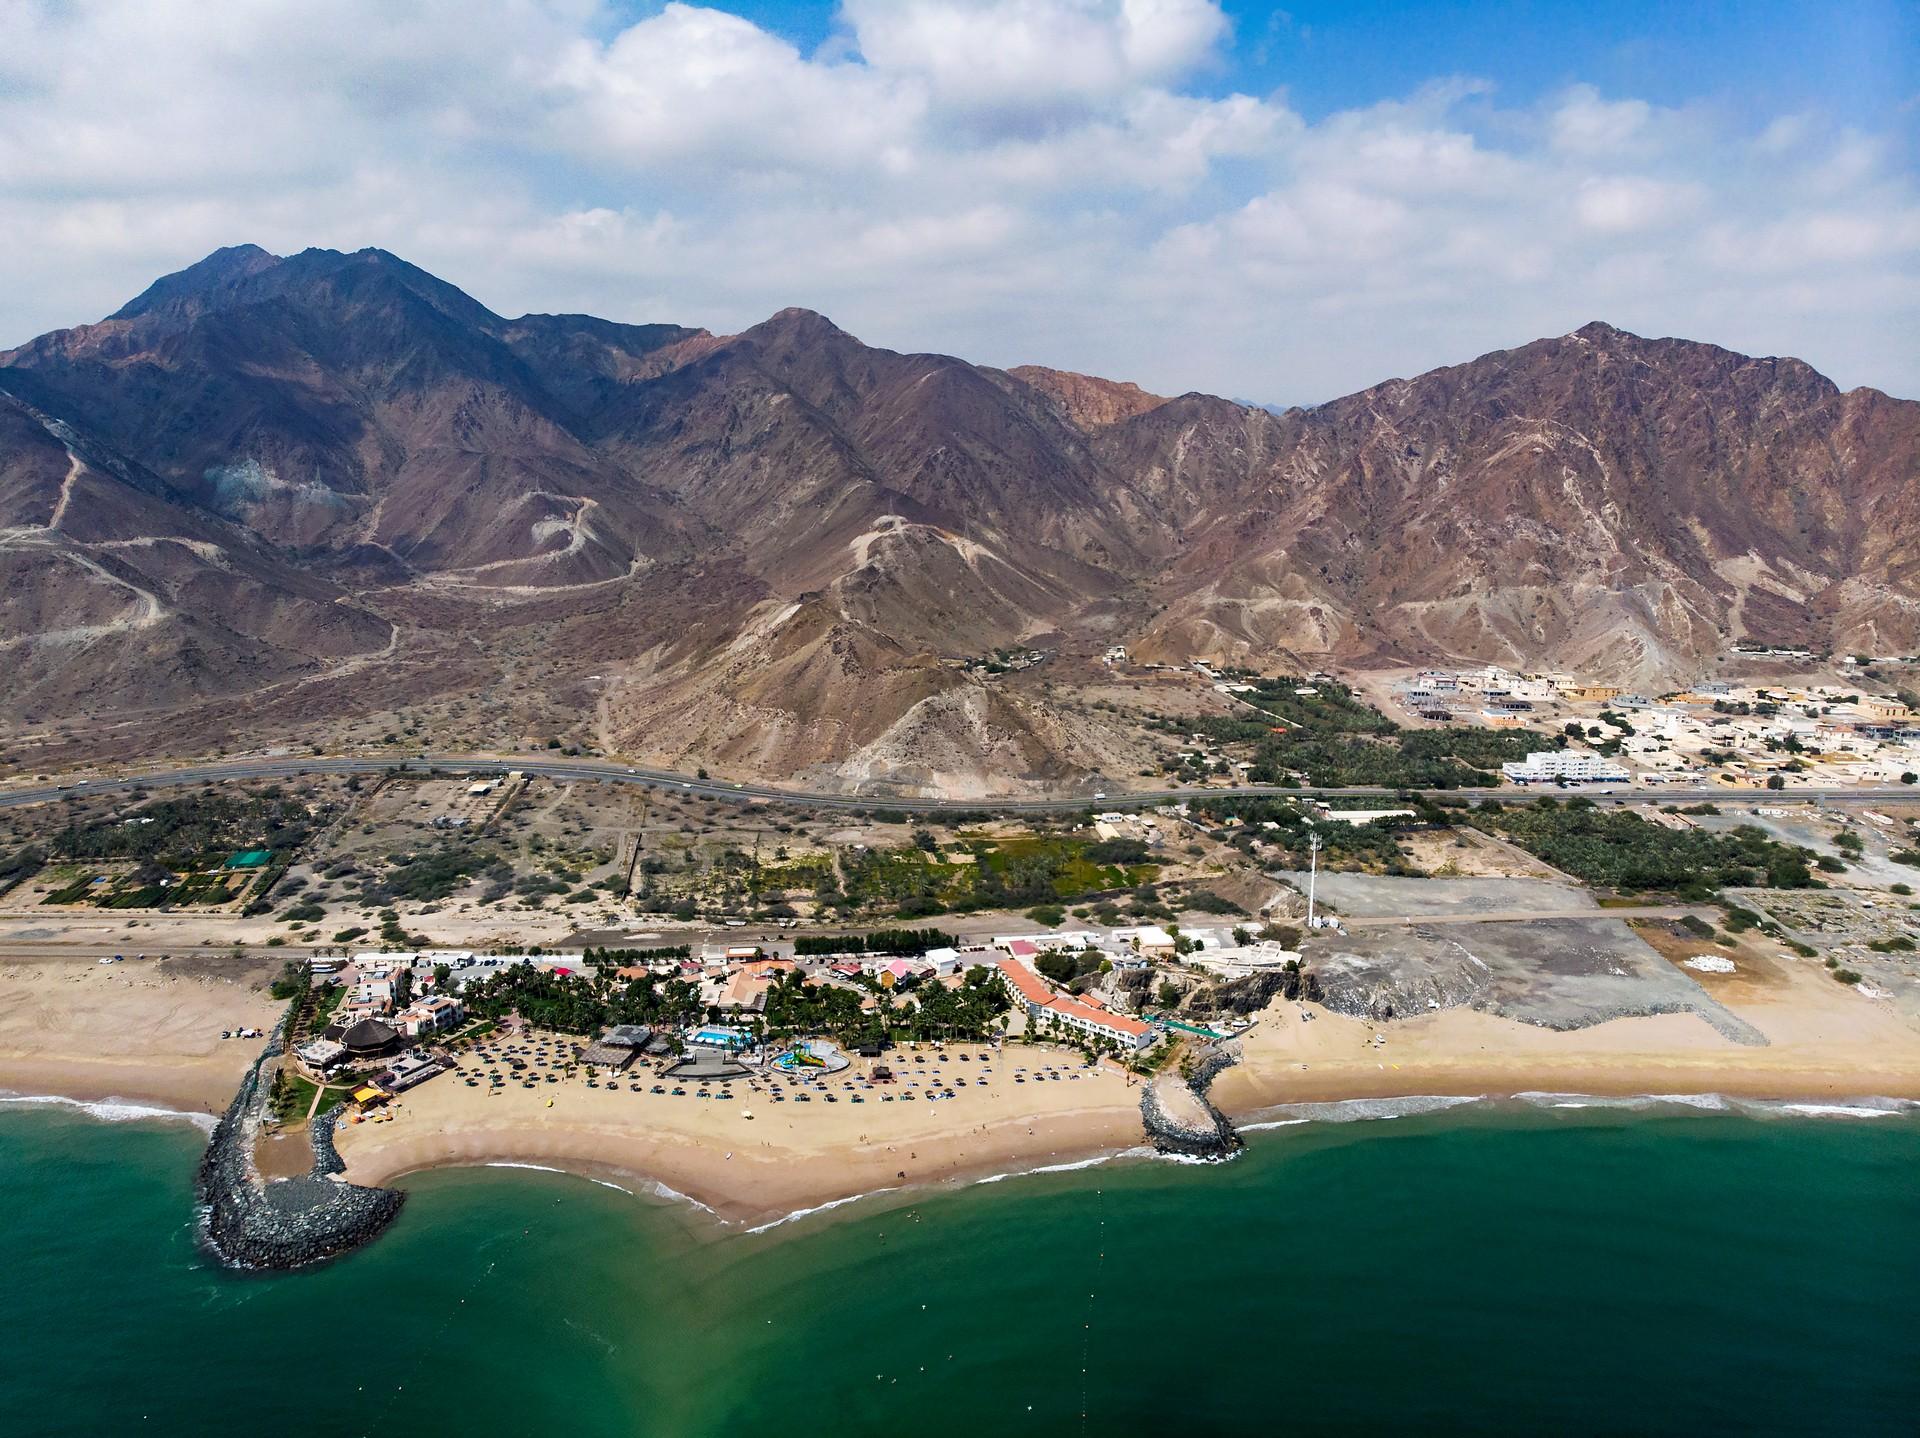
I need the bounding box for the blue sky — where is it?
[3,1,1916,402]
[665,0,1918,129]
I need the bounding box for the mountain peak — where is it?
[1571,319,1628,341]
[110,244,284,321]
[742,307,852,345]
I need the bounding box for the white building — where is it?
[992,960,1158,1052]
[1184,943,1302,978]
[393,994,465,1038]
[1501,750,1630,784]
[1109,924,1176,954]
[1312,804,1417,826]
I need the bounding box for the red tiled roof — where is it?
[1043,993,1151,1037]
[993,958,1054,1006]
[993,959,1150,1038]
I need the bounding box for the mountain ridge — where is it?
[2,246,1914,789]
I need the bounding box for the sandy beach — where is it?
[1212,944,1920,1112]
[6,936,1920,1231]
[0,954,283,1114]
[334,1041,1147,1228]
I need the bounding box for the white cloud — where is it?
[842,0,1228,112]
[0,0,1914,405]
[1574,175,1700,233]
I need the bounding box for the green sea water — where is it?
[3,1099,1918,1437]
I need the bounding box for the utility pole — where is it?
[1305,827,1321,930]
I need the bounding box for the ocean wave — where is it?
[1513,1092,1919,1121]
[1252,1094,1486,1126]
[972,1151,1140,1186]
[635,1178,716,1216]
[1239,1118,1311,1133]
[1513,1091,1733,1113]
[1735,1098,1916,1121]
[0,1091,216,1133]
[480,1162,719,1214]
[745,1187,900,1235]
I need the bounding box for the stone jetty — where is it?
[195,1017,404,1270]
[1140,1044,1243,1160]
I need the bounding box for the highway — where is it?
[1,753,1915,814]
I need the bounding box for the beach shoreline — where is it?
[5,947,1920,1237]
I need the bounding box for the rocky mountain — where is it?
[2,246,1914,789]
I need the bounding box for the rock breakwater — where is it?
[1141,1047,1243,1160]
[195,1018,404,1270]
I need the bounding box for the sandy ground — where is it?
[333,1041,1145,1227]
[7,930,1920,1231]
[1212,945,1920,1112]
[0,955,283,1113]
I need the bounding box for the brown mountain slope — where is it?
[0,390,390,721]
[1006,365,1168,431]
[1107,322,1920,684]
[2,248,1915,788]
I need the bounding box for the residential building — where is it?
[1500,750,1630,784]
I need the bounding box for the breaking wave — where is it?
[0,1092,216,1133]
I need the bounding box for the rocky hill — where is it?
[2,246,1914,787]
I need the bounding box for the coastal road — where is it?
[3,753,1916,815]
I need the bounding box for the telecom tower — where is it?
[1304,828,1322,929]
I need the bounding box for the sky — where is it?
[1,1,1915,404]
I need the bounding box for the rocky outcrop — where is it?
[195,1018,404,1271]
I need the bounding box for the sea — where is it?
[3,1095,1918,1436]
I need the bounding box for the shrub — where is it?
[1180,889,1247,915]
[267,959,309,1000]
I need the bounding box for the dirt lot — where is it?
[1396,827,1564,880]
[1305,914,1765,1040]
[1275,871,1596,919]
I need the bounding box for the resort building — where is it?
[992,959,1158,1053]
[293,1037,348,1076]
[392,994,464,1038]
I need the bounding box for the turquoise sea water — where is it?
[3,1100,1918,1436]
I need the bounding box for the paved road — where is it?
[2,753,1915,814]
